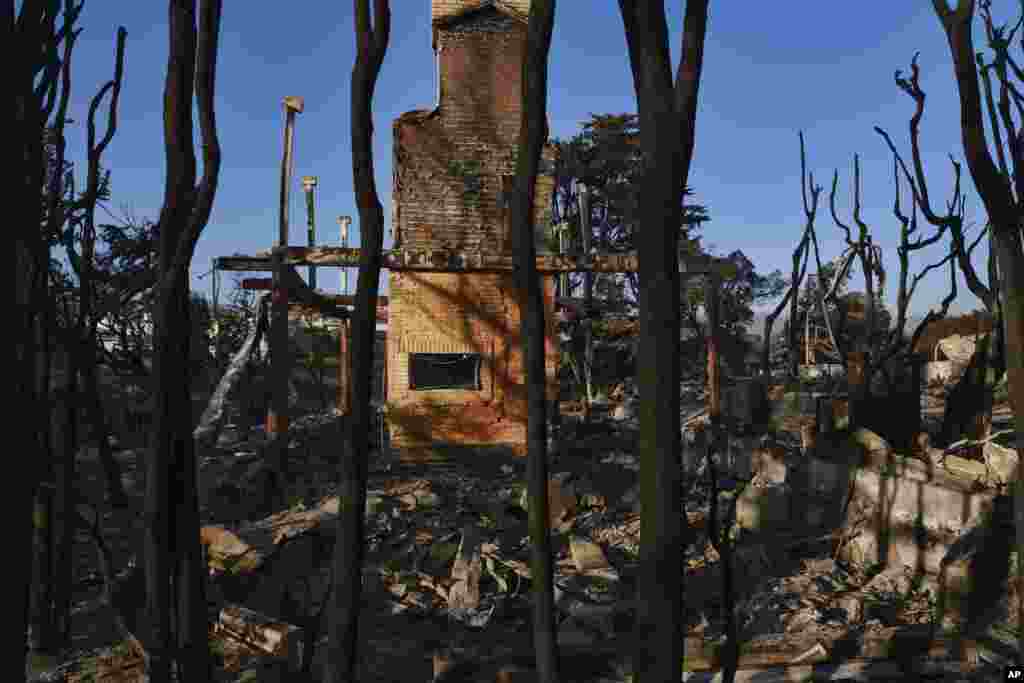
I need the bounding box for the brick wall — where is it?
[386,1,559,455]
[385,272,558,453]
[393,8,554,253]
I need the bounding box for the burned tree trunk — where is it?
[13,2,87,676]
[78,28,130,506]
[325,1,389,681]
[617,1,710,681]
[144,2,223,681]
[509,1,559,681]
[928,0,1024,657]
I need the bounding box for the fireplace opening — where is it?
[409,353,482,391]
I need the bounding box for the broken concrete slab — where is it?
[983,440,1019,485]
[568,535,614,576]
[448,526,484,612]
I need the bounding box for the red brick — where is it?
[386,2,558,455]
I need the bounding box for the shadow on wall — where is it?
[384,270,557,453]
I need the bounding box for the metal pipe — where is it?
[302,175,318,290]
[705,273,722,425]
[338,215,352,295]
[578,184,594,407]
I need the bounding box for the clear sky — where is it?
[57,1,1010,318]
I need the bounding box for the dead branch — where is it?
[761,234,810,376]
[194,292,270,449]
[163,0,224,296]
[78,503,151,670]
[884,149,953,358]
[908,240,959,366]
[876,56,996,312]
[800,132,843,364]
[944,428,1015,454]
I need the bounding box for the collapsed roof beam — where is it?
[215,246,732,275]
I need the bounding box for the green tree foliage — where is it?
[552,113,783,375]
[552,113,708,306]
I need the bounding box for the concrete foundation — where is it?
[732,429,1005,608]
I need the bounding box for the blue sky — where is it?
[57,1,1009,318]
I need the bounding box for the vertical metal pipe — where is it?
[578,185,594,407]
[302,176,318,290]
[338,215,352,295]
[705,273,722,423]
[337,318,350,415]
[336,214,353,415]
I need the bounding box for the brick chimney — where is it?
[382,0,558,456]
[432,0,530,22]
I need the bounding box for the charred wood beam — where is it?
[240,278,387,321]
[216,247,731,275]
[240,278,389,307]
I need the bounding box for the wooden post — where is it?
[267,251,290,436]
[279,96,302,246]
[267,96,302,438]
